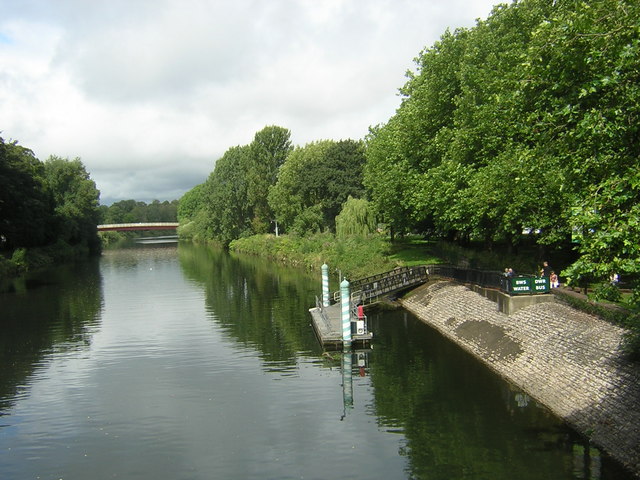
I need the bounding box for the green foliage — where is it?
[592,282,622,303]
[564,168,640,307]
[0,137,52,249]
[201,145,253,246]
[364,0,638,261]
[101,198,178,223]
[229,232,396,280]
[269,139,366,235]
[1,137,102,273]
[43,156,101,252]
[179,126,292,246]
[335,197,376,238]
[290,205,324,236]
[177,183,205,221]
[246,125,293,230]
[268,140,332,231]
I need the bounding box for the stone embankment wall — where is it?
[400,281,640,477]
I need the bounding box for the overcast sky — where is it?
[1,0,499,205]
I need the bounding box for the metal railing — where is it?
[333,266,429,305]
[426,264,550,295]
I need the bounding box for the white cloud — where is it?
[0,0,498,204]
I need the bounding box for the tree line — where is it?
[1,136,101,274]
[99,199,178,224]
[180,0,639,301]
[364,0,639,293]
[178,126,370,246]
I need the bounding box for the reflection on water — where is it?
[0,259,102,414]
[0,244,634,480]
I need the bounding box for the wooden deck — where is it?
[309,302,373,349]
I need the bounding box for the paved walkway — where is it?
[400,280,640,478]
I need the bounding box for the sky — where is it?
[1,0,499,205]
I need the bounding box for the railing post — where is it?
[340,278,352,344]
[322,263,330,307]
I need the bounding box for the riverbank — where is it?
[400,280,640,478]
[0,241,98,288]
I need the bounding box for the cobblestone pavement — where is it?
[400,281,640,477]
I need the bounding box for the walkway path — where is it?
[400,280,640,478]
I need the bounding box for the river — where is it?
[0,243,633,479]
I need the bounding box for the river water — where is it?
[0,243,633,480]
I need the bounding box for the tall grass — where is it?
[229,232,398,280]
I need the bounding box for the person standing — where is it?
[540,261,552,277]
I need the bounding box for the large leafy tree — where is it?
[319,139,367,228]
[246,125,292,233]
[365,0,638,261]
[565,169,640,290]
[269,139,366,234]
[202,145,253,246]
[365,28,470,239]
[268,140,331,233]
[522,0,640,294]
[177,183,206,222]
[0,137,52,249]
[43,156,101,252]
[335,197,376,238]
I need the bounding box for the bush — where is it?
[592,282,622,303]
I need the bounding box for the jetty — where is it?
[309,298,373,348]
[309,266,429,348]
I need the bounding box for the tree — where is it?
[318,140,367,228]
[268,141,330,232]
[364,28,471,239]
[202,145,253,246]
[335,197,377,238]
[246,125,292,233]
[564,169,640,298]
[178,183,206,222]
[43,156,101,252]
[0,137,52,249]
[269,139,367,235]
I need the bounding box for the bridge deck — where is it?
[348,266,429,305]
[97,222,179,232]
[309,303,372,349]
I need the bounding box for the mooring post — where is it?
[340,278,352,344]
[322,263,330,307]
[342,347,353,409]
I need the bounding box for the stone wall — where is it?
[400,280,640,477]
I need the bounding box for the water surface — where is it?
[0,243,631,479]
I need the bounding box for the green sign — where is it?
[533,276,550,293]
[510,277,532,294]
[507,276,550,295]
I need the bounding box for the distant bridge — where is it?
[97,222,179,232]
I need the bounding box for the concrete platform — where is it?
[468,284,555,315]
[309,303,373,349]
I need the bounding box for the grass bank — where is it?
[230,232,392,279]
[229,233,547,278]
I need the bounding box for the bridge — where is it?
[97,222,179,232]
[343,265,429,305]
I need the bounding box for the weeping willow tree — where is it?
[335,197,377,238]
